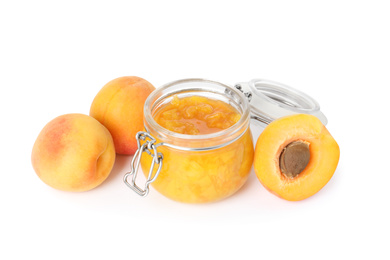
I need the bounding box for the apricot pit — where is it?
[279,141,310,179]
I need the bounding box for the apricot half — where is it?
[254,114,340,201]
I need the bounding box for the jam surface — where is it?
[154,95,241,135]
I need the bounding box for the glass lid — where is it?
[235,79,328,127]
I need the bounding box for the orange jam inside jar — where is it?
[154,95,241,135]
[139,79,254,203]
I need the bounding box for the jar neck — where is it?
[143,78,251,150]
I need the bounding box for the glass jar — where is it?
[124,78,327,203]
[124,79,253,203]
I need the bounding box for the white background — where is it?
[1,1,389,259]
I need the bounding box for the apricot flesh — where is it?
[254,114,340,201]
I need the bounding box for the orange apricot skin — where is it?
[31,114,116,192]
[90,76,155,155]
[253,114,340,201]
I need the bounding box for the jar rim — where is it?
[143,78,251,148]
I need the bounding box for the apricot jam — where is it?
[138,79,254,203]
[154,95,241,135]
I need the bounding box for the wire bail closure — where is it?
[123,131,163,197]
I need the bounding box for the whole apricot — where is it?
[254,114,340,201]
[90,76,155,155]
[31,114,116,192]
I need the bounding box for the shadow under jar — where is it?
[136,79,254,203]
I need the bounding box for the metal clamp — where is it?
[235,82,274,126]
[123,131,163,197]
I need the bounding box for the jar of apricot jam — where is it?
[124,78,327,203]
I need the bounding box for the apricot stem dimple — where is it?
[279,141,310,179]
